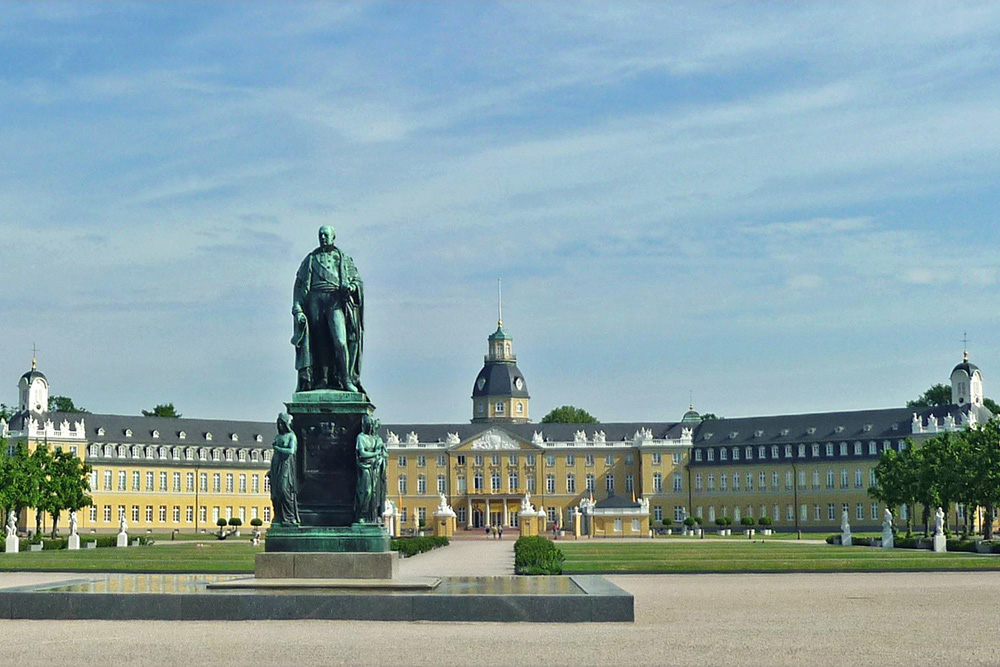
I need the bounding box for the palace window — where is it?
[527,476,535,493]
[546,455,555,467]
[746,472,754,491]
[625,474,634,494]
[707,474,715,492]
[491,455,500,466]
[585,474,595,492]
[797,470,806,490]
[398,475,407,495]
[706,449,714,462]
[239,474,247,494]
[438,475,446,494]
[605,455,614,466]
[186,506,194,523]
[173,506,181,522]
[840,469,849,489]
[495,402,505,414]
[173,472,181,492]
[606,474,615,493]
[457,455,466,466]
[417,475,426,494]
[694,450,702,462]
[812,444,820,457]
[731,448,738,461]
[784,445,793,458]
[654,473,664,493]
[145,506,153,522]
[252,475,259,494]
[457,476,467,494]
[585,455,595,466]
[131,471,140,491]
[732,474,740,491]
[159,506,167,522]
[855,469,863,488]
[720,474,727,492]
[226,474,234,493]
[826,470,835,489]
[117,471,126,491]
[508,472,519,492]
[654,505,662,521]
[694,473,702,491]
[526,455,536,465]
[566,474,576,493]
[474,455,483,466]
[417,456,426,468]
[398,455,407,467]
[474,472,483,492]
[546,475,555,493]
[491,472,501,492]
[651,453,661,465]
[670,473,680,492]
[784,471,792,490]
[186,473,195,492]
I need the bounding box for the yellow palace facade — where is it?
[1,325,990,536]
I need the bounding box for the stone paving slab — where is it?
[398,535,515,577]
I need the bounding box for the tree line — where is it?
[0,440,93,538]
[868,421,1000,539]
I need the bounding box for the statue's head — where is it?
[361,414,375,433]
[276,412,293,433]
[318,226,336,249]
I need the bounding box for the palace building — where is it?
[0,326,990,536]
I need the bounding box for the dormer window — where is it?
[806,427,816,435]
[225,449,234,462]
[230,434,238,442]
[754,430,763,438]
[238,450,246,462]
[729,431,738,440]
[104,445,113,457]
[151,430,159,439]
[179,431,186,439]
[863,424,873,432]
[779,429,789,436]
[124,429,132,437]
[212,449,220,461]
[205,432,212,441]
[250,451,259,462]
[255,434,262,443]
[96,427,105,437]
[835,426,845,433]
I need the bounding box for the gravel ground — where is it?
[2,569,998,666]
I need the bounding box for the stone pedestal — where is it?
[117,532,128,547]
[265,524,389,553]
[256,551,398,579]
[5,535,19,554]
[932,534,947,553]
[842,532,852,547]
[67,534,80,550]
[520,515,537,537]
[433,513,455,538]
[285,390,374,528]
[882,529,893,550]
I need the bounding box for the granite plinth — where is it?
[256,551,398,579]
[265,524,390,553]
[933,534,946,553]
[0,574,633,622]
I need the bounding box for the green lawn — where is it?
[0,541,260,573]
[559,540,1000,573]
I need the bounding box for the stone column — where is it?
[467,497,473,529]
[485,498,491,527]
[502,500,509,527]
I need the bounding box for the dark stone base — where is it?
[256,551,398,579]
[0,575,633,622]
[265,524,390,553]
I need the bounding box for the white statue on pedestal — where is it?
[117,509,129,547]
[934,507,944,536]
[520,493,536,514]
[841,509,852,546]
[5,510,19,555]
[5,511,15,538]
[69,511,78,537]
[881,509,893,549]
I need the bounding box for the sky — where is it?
[2,2,1000,425]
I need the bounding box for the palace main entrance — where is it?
[464,496,522,529]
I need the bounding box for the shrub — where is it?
[740,517,755,527]
[693,517,703,526]
[216,518,228,528]
[661,518,673,527]
[758,517,772,527]
[946,539,978,553]
[714,517,727,527]
[894,536,924,549]
[514,536,564,575]
[683,517,696,527]
[826,534,840,545]
[250,518,263,527]
[228,518,242,528]
[390,536,449,558]
[852,536,873,547]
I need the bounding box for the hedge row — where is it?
[390,535,449,557]
[826,534,1000,553]
[514,535,564,575]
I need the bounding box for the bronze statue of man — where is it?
[292,226,364,392]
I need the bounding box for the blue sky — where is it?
[2,2,1000,423]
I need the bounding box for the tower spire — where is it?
[31,343,38,370]
[497,279,503,327]
[962,332,970,361]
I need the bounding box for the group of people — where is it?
[485,525,504,539]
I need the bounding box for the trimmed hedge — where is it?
[1,534,151,552]
[391,535,449,557]
[514,535,564,575]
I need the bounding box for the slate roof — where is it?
[472,362,530,399]
[594,494,642,509]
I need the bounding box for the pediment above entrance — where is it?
[453,428,539,452]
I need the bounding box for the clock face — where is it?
[514,377,524,390]
[476,377,486,391]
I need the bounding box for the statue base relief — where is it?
[284,390,376,529]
